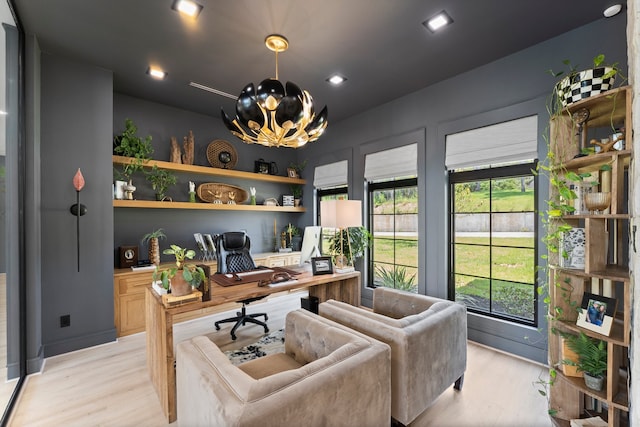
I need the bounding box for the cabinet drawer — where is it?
[117,273,154,295]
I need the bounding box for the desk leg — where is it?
[309,275,361,306]
[145,288,177,422]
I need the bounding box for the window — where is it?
[317,187,348,255]
[369,178,419,292]
[449,162,537,325]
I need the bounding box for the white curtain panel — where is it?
[445,115,538,170]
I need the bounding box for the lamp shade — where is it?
[320,200,362,229]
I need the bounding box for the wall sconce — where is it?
[70,168,87,272]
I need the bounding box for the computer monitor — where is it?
[298,226,322,266]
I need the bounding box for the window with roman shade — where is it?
[445,115,538,170]
[364,143,417,182]
[313,160,348,189]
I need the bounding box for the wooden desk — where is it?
[145,268,361,422]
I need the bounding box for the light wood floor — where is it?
[9,291,553,427]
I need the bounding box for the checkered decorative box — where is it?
[556,67,615,107]
[559,228,585,269]
[282,195,295,207]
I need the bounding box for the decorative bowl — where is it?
[584,192,611,214]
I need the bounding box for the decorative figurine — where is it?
[189,181,196,203]
[250,187,256,205]
[228,191,236,204]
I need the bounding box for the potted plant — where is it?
[113,118,154,183]
[327,226,372,266]
[288,159,307,178]
[561,332,607,391]
[145,165,177,201]
[290,184,303,206]
[548,54,619,111]
[141,228,166,266]
[153,244,205,297]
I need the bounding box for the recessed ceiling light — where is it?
[423,10,453,32]
[327,75,347,85]
[147,67,167,80]
[171,0,203,18]
[603,4,622,18]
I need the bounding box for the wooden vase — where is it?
[170,274,192,297]
[149,237,160,265]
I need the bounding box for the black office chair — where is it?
[214,231,269,340]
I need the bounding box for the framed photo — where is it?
[311,256,333,275]
[576,292,617,336]
[287,168,299,178]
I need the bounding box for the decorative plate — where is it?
[206,139,238,169]
[197,183,248,204]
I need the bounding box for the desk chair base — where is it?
[215,300,269,340]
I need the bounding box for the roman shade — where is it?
[364,143,417,182]
[445,115,538,170]
[313,160,348,189]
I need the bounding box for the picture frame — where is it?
[287,167,299,178]
[576,292,617,336]
[311,256,333,275]
[255,159,271,174]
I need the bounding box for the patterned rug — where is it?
[224,329,285,365]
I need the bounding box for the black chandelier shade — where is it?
[222,78,328,148]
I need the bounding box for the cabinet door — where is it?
[266,257,287,267]
[118,293,146,336]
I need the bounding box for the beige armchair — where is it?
[176,309,391,427]
[319,287,467,426]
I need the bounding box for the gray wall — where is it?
[294,15,628,363]
[39,54,116,356]
[112,94,302,261]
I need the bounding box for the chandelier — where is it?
[221,34,328,148]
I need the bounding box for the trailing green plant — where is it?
[547,54,618,80]
[560,331,607,378]
[326,226,372,265]
[113,118,154,180]
[374,265,416,292]
[145,165,177,200]
[153,244,205,290]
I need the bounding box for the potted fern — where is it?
[153,244,205,297]
[113,118,154,182]
[561,332,607,391]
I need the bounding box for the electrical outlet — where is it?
[60,314,71,328]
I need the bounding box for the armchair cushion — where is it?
[176,309,391,427]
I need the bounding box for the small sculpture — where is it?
[189,181,196,203]
[228,191,236,204]
[250,187,256,205]
[182,130,195,165]
[170,136,182,163]
[208,190,223,204]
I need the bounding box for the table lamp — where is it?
[320,199,362,273]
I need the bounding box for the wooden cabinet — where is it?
[113,252,301,336]
[112,155,306,212]
[547,87,632,426]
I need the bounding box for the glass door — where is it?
[0,0,24,422]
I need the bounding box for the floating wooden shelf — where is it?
[113,199,306,212]
[113,155,306,185]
